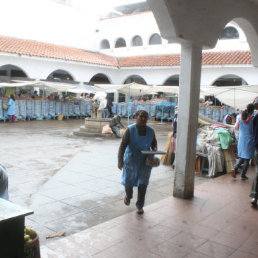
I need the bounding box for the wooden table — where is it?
[0,199,33,258]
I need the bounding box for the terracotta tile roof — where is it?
[118,51,252,67]
[118,54,181,67]
[202,51,252,65]
[0,35,118,67]
[0,35,252,68]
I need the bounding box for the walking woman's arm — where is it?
[118,128,130,170]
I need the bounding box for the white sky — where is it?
[0,0,145,49]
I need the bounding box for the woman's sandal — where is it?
[124,196,130,206]
[136,208,144,215]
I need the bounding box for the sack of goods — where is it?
[57,114,64,120]
[3,104,8,110]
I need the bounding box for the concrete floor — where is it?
[1,118,208,247]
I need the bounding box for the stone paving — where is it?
[40,168,258,258]
[0,118,208,247]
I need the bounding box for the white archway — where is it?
[47,69,75,82]
[211,74,248,86]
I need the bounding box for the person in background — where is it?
[250,100,258,207]
[31,90,38,98]
[7,94,16,122]
[205,97,213,106]
[232,104,255,180]
[0,164,8,200]
[118,110,157,214]
[109,115,125,138]
[223,113,237,125]
[106,95,113,118]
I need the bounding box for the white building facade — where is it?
[0,10,257,89]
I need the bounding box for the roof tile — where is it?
[0,35,118,67]
[0,35,253,67]
[119,51,252,67]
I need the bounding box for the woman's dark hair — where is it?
[241,110,248,121]
[135,110,149,118]
[10,94,15,101]
[247,103,254,114]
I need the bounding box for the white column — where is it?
[114,90,119,102]
[173,42,202,199]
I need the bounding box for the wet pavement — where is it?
[0,118,208,245]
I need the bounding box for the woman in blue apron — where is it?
[118,110,157,214]
[7,94,16,122]
[233,105,255,180]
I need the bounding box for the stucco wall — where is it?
[1,53,257,86]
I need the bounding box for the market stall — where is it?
[94,83,179,123]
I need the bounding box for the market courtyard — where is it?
[0,119,205,243]
[1,119,257,257]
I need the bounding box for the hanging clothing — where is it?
[121,124,155,187]
[7,98,15,116]
[237,117,255,159]
[0,164,8,200]
[172,113,178,139]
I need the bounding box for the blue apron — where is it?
[121,124,154,187]
[238,118,255,159]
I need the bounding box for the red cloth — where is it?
[170,137,176,153]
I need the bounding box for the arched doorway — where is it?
[89,73,113,101]
[89,73,111,85]
[219,26,239,39]
[0,64,28,82]
[131,35,143,47]
[100,39,110,49]
[122,75,147,102]
[212,74,247,86]
[47,69,74,82]
[149,33,162,45]
[115,37,126,48]
[163,75,179,86]
[123,75,147,85]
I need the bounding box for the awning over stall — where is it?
[2,80,77,92]
[200,85,258,110]
[94,82,179,96]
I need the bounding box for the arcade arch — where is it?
[100,39,110,49]
[115,37,126,48]
[89,73,111,85]
[163,74,179,86]
[123,75,147,85]
[131,35,143,46]
[47,69,74,82]
[0,64,28,82]
[219,26,239,39]
[149,33,162,45]
[212,74,248,86]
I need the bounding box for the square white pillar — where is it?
[173,42,202,199]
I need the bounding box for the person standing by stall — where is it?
[7,94,16,122]
[232,105,255,180]
[118,110,157,214]
[106,95,113,118]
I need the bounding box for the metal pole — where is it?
[127,85,130,125]
[161,104,164,124]
[234,88,235,109]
